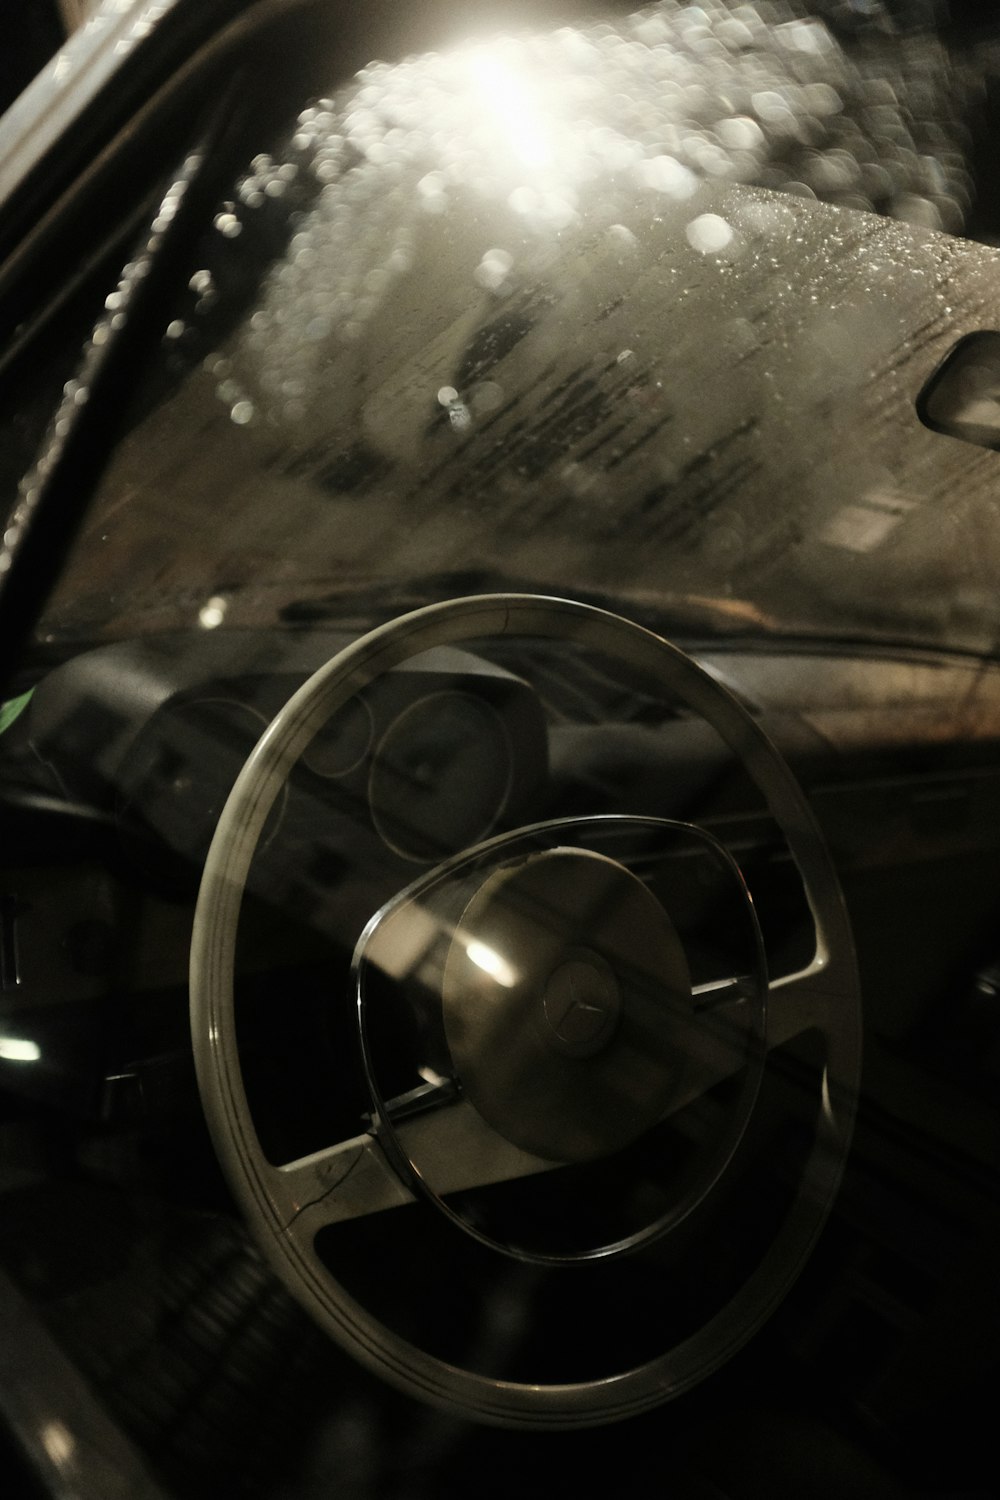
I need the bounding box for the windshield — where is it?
[20,0,1000,662]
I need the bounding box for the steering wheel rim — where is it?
[190,593,861,1427]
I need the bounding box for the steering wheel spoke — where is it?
[270,1136,414,1233]
[272,1102,562,1241]
[273,953,852,1244]
[769,950,857,1037]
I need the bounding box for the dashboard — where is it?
[4,627,1000,1110]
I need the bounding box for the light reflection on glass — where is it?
[464,50,554,174]
[821,1065,835,1129]
[40,1421,75,1468]
[465,939,517,990]
[198,595,229,629]
[0,1036,41,1063]
[222,2,972,445]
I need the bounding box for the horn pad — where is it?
[442,848,693,1163]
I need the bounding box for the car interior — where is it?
[1,2,1000,1496]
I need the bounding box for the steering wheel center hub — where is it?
[442,846,693,1162]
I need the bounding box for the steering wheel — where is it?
[190,594,861,1427]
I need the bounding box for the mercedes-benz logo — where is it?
[542,953,622,1058]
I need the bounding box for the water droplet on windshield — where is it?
[475,248,514,291]
[198,596,229,629]
[686,213,735,253]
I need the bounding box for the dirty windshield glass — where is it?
[20,0,1000,661]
